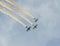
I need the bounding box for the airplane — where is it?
[26,26,31,31]
[33,24,38,29]
[26,24,38,31]
[34,18,38,22]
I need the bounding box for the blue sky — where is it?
[0,0,60,46]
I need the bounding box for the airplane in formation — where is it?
[0,0,39,31]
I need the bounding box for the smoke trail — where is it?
[0,6,27,27]
[19,15,33,25]
[0,1,33,25]
[6,0,35,19]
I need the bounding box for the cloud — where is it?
[0,0,60,46]
[0,36,8,46]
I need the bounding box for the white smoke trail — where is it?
[0,1,33,25]
[5,0,35,19]
[0,6,27,27]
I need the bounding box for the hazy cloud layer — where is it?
[0,0,60,46]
